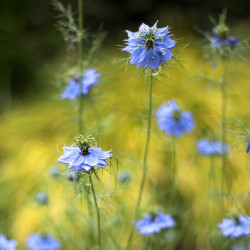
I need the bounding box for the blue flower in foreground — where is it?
[62,69,100,101]
[197,139,229,156]
[218,215,250,238]
[26,233,60,250]
[123,22,176,70]
[58,135,112,172]
[156,100,194,137]
[136,212,175,235]
[0,235,17,250]
[246,141,250,153]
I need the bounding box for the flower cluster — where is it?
[218,215,250,238]
[0,235,17,250]
[123,22,176,70]
[156,100,194,137]
[26,233,60,250]
[62,69,100,101]
[58,135,112,172]
[197,139,229,156]
[136,212,175,235]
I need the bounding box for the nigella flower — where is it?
[35,192,48,205]
[62,69,100,101]
[246,141,250,154]
[26,233,60,250]
[211,28,239,49]
[122,22,176,70]
[218,215,250,238]
[156,100,194,137]
[197,139,229,156]
[58,135,112,172]
[136,212,175,235]
[0,235,17,250]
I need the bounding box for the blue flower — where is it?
[155,100,194,137]
[136,212,175,235]
[26,233,60,250]
[123,22,176,71]
[67,171,80,182]
[118,171,131,184]
[211,28,239,49]
[197,139,229,156]
[35,192,48,205]
[58,135,112,172]
[0,235,17,250]
[246,141,250,153]
[62,69,100,101]
[218,215,250,238]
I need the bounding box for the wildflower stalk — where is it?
[221,59,227,208]
[77,0,84,134]
[172,137,177,187]
[126,70,154,250]
[89,174,101,249]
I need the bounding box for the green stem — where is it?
[172,138,177,187]
[126,70,154,250]
[78,97,84,134]
[78,0,83,65]
[89,175,101,249]
[221,59,227,208]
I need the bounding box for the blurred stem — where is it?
[221,59,227,208]
[78,97,84,134]
[172,137,177,187]
[208,156,215,195]
[78,0,83,65]
[89,175,101,249]
[126,70,154,250]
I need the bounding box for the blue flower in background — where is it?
[123,22,176,70]
[67,171,80,182]
[0,235,17,250]
[156,100,194,137]
[197,139,229,156]
[136,212,175,235]
[211,28,239,49]
[58,135,112,172]
[62,69,100,101]
[218,215,250,238]
[246,141,250,153]
[35,192,48,205]
[26,233,60,250]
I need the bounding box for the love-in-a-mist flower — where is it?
[35,192,48,205]
[62,69,100,101]
[58,135,112,172]
[197,139,229,156]
[136,212,175,235]
[26,233,60,250]
[0,235,17,250]
[156,100,194,137]
[122,22,176,70]
[218,215,250,238]
[211,27,239,49]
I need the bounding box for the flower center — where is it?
[74,135,97,154]
[215,25,229,39]
[172,110,181,122]
[234,216,241,225]
[143,31,155,49]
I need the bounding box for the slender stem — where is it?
[78,97,84,134]
[172,138,177,186]
[89,175,101,249]
[78,0,83,65]
[221,59,227,207]
[126,70,154,250]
